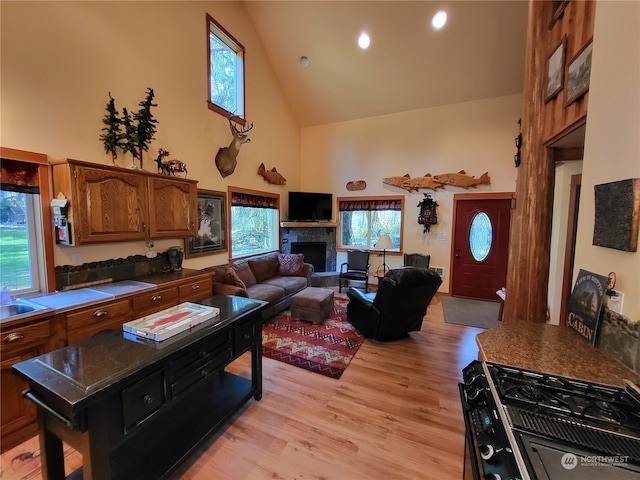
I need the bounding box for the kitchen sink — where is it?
[0,300,49,321]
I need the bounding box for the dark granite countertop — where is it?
[476,320,640,388]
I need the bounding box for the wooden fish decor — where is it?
[382,174,411,190]
[257,162,286,185]
[432,170,491,188]
[383,170,491,191]
[401,173,444,192]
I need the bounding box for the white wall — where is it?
[301,95,521,290]
[548,161,583,325]
[0,1,301,271]
[573,1,640,320]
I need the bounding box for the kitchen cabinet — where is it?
[178,273,214,304]
[65,298,132,345]
[148,176,197,238]
[132,285,180,318]
[0,316,55,451]
[133,272,214,318]
[50,159,198,244]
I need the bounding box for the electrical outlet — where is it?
[607,291,624,314]
[71,253,83,266]
[437,233,447,241]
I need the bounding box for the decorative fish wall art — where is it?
[257,162,287,185]
[383,170,490,192]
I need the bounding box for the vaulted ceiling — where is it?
[243,1,529,128]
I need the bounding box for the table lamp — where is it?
[375,234,394,274]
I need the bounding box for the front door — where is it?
[451,194,512,300]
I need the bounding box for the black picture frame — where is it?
[545,36,566,102]
[184,189,227,258]
[565,39,593,107]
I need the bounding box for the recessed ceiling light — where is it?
[432,11,447,30]
[358,32,371,49]
[299,55,310,68]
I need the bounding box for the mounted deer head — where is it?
[214,115,253,178]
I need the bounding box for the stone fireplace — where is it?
[280,224,337,272]
[291,241,326,272]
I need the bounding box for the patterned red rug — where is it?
[262,294,364,379]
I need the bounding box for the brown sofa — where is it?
[203,252,313,321]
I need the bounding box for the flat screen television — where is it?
[288,192,333,221]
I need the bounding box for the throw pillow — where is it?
[278,253,304,276]
[233,262,257,287]
[248,255,280,282]
[224,267,246,289]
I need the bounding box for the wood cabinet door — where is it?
[148,177,198,238]
[72,165,149,243]
[0,319,53,452]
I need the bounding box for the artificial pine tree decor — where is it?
[99,92,123,165]
[121,107,140,168]
[133,87,159,170]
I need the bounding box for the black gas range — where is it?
[459,361,640,479]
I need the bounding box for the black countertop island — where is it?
[13,295,267,480]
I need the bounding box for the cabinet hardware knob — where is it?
[243,334,251,340]
[93,310,108,317]
[143,395,154,405]
[3,332,25,343]
[191,284,200,290]
[151,294,162,301]
[201,370,208,378]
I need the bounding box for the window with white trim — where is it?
[207,14,245,119]
[229,188,279,259]
[338,196,404,251]
[0,163,45,295]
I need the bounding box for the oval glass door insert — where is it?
[469,212,492,262]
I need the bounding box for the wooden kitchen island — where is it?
[12,295,267,480]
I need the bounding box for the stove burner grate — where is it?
[508,406,640,463]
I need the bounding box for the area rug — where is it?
[262,294,364,379]
[441,295,500,329]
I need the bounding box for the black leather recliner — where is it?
[346,266,442,341]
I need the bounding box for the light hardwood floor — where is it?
[0,293,482,480]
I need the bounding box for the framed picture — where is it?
[184,189,227,258]
[565,39,593,107]
[545,37,565,102]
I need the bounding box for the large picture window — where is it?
[229,187,279,259]
[338,196,404,251]
[207,14,245,119]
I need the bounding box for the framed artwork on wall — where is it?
[565,39,593,107]
[592,178,640,252]
[184,189,227,258]
[545,36,566,102]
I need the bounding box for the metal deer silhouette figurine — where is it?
[215,115,253,178]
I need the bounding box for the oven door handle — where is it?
[458,383,482,480]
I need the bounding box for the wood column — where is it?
[503,0,554,323]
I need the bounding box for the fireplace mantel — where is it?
[280,221,339,228]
